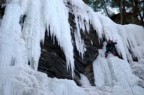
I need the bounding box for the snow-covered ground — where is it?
[0,65,87,95]
[0,0,144,95]
[0,55,144,95]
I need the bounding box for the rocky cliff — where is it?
[38,12,103,86]
[0,0,103,86]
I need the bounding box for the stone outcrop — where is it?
[38,12,103,86]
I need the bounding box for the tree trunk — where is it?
[116,0,126,24]
[102,0,110,17]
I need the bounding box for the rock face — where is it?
[0,0,5,19]
[110,13,144,26]
[38,12,103,86]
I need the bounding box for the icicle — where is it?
[43,0,74,73]
[22,0,45,70]
[0,3,27,67]
[74,15,85,58]
[0,0,144,95]
[89,12,103,39]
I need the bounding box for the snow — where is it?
[0,66,87,95]
[0,0,144,95]
[1,58,143,95]
[80,74,91,87]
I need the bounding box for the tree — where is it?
[83,0,144,25]
[83,0,111,17]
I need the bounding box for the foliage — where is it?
[83,0,144,25]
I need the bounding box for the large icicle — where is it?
[0,0,75,71]
[22,0,45,70]
[74,15,85,57]
[43,0,74,72]
[67,0,92,57]
[0,3,27,67]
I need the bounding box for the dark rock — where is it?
[38,12,103,86]
[110,12,144,26]
[0,0,5,19]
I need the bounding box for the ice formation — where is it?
[93,54,144,95]
[0,66,87,95]
[0,0,74,71]
[0,0,144,95]
[80,74,91,87]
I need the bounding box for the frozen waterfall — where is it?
[0,0,144,95]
